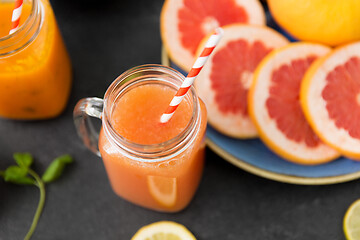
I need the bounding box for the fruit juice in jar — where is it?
[0,0,71,119]
[95,66,207,212]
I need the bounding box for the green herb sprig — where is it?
[0,153,73,240]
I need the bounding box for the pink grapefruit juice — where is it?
[98,83,207,212]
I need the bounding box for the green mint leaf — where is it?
[13,153,33,169]
[42,155,73,183]
[9,176,36,185]
[3,166,35,185]
[5,166,27,178]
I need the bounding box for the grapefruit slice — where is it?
[300,42,360,160]
[194,24,289,138]
[249,42,340,165]
[161,0,266,72]
[147,175,177,207]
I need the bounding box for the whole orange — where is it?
[268,0,360,46]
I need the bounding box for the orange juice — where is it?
[0,0,71,119]
[96,66,207,212]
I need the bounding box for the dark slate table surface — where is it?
[0,0,358,239]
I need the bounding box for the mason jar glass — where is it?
[0,0,72,119]
[74,65,207,212]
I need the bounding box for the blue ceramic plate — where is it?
[161,11,360,185]
[206,125,360,185]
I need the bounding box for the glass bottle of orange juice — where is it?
[0,0,71,119]
[74,65,207,212]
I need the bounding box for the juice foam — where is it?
[111,84,192,145]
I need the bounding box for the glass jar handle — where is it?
[73,97,104,156]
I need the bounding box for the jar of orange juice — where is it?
[74,65,207,212]
[0,0,71,119]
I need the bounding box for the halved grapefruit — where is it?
[161,0,266,72]
[248,42,340,165]
[194,24,289,138]
[300,41,360,160]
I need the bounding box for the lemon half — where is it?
[131,221,196,240]
[344,199,360,240]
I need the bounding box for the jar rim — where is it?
[102,64,201,162]
[0,0,42,56]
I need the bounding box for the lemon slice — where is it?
[344,199,360,240]
[147,176,177,207]
[131,221,196,240]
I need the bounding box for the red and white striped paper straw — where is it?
[9,0,24,35]
[160,27,224,123]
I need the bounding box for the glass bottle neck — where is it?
[0,0,43,57]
